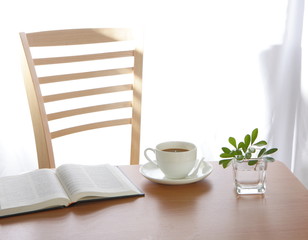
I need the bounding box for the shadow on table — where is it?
[141,179,213,216]
[0,196,141,223]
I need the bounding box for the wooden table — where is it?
[1,161,308,240]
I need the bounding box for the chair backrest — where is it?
[20,28,143,168]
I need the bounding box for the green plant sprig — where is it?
[219,128,278,168]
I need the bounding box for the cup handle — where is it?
[144,148,158,166]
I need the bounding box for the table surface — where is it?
[1,161,308,240]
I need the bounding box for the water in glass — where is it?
[233,158,267,194]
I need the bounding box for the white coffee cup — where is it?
[144,141,197,179]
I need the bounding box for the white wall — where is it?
[0,0,299,176]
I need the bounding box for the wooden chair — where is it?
[20,28,143,168]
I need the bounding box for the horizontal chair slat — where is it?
[47,101,132,120]
[33,50,134,65]
[26,28,135,46]
[39,67,133,84]
[43,84,133,102]
[51,118,132,138]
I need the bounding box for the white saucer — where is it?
[139,160,213,185]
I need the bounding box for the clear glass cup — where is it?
[232,158,267,194]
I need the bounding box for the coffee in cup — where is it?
[144,141,197,179]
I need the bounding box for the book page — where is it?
[0,169,70,213]
[56,164,142,202]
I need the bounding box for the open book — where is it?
[0,164,143,217]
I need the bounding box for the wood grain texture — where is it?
[0,162,307,240]
[47,102,132,120]
[20,33,55,168]
[43,84,133,102]
[38,68,133,84]
[34,50,134,65]
[51,118,132,138]
[26,28,135,46]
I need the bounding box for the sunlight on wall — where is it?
[302,12,308,102]
[0,0,291,175]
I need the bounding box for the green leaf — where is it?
[220,153,233,158]
[263,156,275,162]
[240,142,247,153]
[248,160,258,166]
[254,140,267,147]
[222,147,231,154]
[219,159,233,168]
[264,148,278,155]
[219,128,277,169]
[229,137,237,149]
[238,142,245,150]
[233,149,243,156]
[244,134,251,149]
[251,128,258,144]
[258,148,266,157]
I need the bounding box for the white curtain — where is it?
[293,0,308,188]
[264,0,306,187]
[0,0,307,188]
